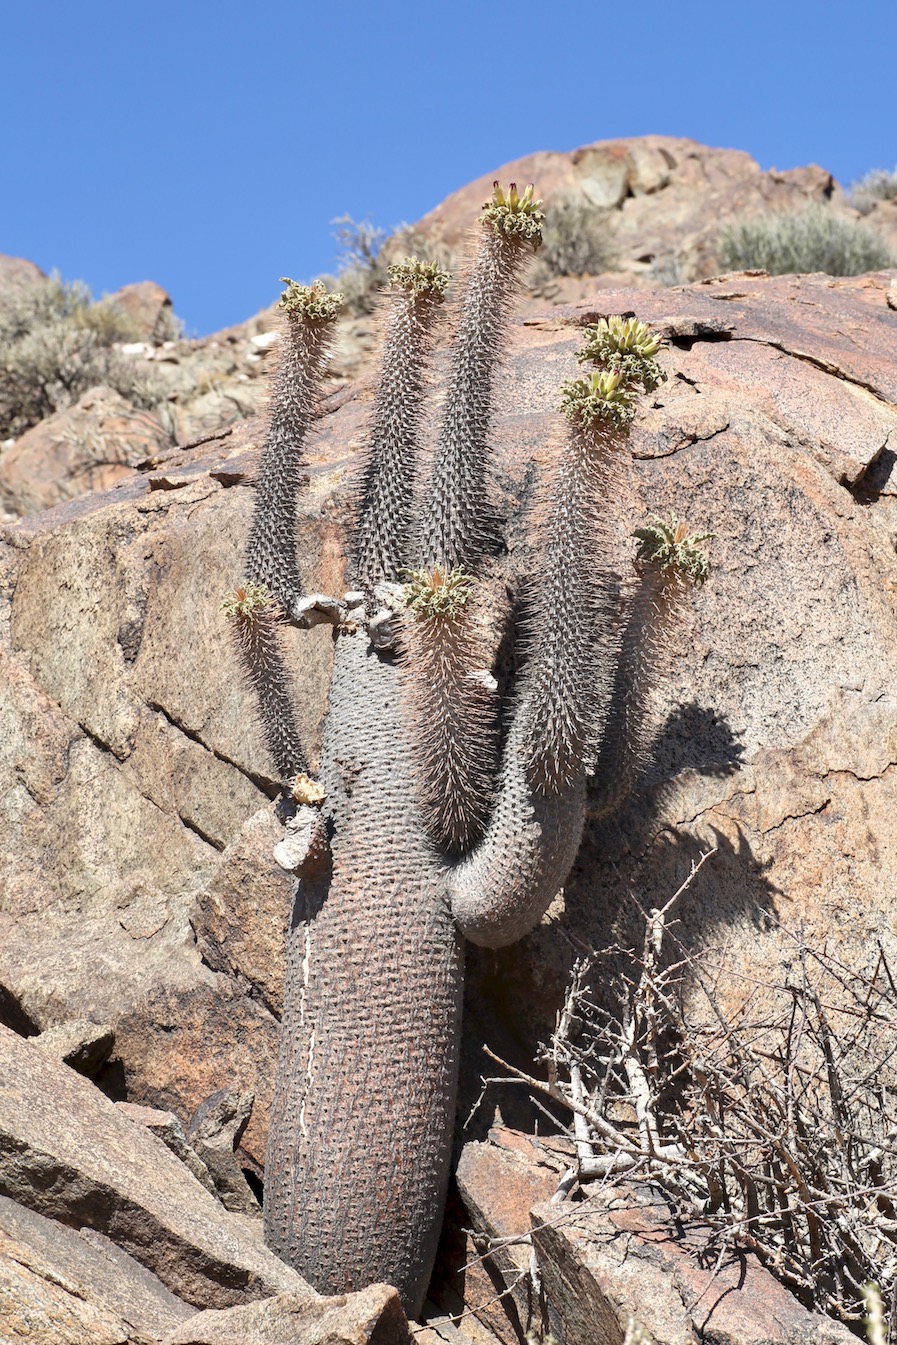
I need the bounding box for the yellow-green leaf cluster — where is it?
[577,316,667,393]
[401,566,475,620]
[278,278,344,322]
[388,258,451,298]
[481,182,544,245]
[632,514,714,587]
[222,581,276,619]
[558,367,636,430]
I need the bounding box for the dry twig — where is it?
[474,848,897,1329]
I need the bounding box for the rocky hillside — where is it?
[2,135,895,519]
[1,138,897,1341]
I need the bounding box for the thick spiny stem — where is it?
[591,517,712,820]
[519,374,635,794]
[447,321,676,946]
[246,280,343,614]
[399,568,496,853]
[448,712,589,948]
[520,425,629,794]
[223,583,306,783]
[444,412,625,945]
[417,184,543,573]
[353,260,450,592]
[264,628,462,1316]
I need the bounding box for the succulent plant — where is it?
[633,513,715,588]
[225,185,709,1315]
[576,314,667,392]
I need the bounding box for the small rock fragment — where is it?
[163,1283,412,1345]
[116,1102,218,1196]
[187,1090,261,1217]
[34,1019,115,1078]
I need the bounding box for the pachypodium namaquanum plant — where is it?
[224,185,711,1315]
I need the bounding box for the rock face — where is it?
[2,266,897,1164]
[0,254,45,297]
[0,1192,194,1344]
[0,412,343,1173]
[1,244,896,1336]
[108,280,177,343]
[162,1284,411,1345]
[0,385,173,515]
[415,135,890,288]
[0,1025,312,1309]
[531,1192,854,1345]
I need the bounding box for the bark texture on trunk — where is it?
[264,628,464,1315]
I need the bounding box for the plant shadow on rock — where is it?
[644,701,746,782]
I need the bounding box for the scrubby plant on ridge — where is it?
[719,203,894,278]
[0,273,169,440]
[849,166,897,215]
[531,195,618,279]
[224,184,711,1316]
[315,214,455,316]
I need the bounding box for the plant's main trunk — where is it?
[264,627,463,1316]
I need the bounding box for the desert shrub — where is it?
[0,274,167,439]
[325,216,390,315]
[152,304,185,343]
[648,255,688,288]
[509,862,897,1327]
[535,198,616,278]
[719,204,894,277]
[849,167,897,215]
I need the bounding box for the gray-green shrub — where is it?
[719,203,894,277]
[0,274,167,440]
[849,166,897,214]
[535,197,617,277]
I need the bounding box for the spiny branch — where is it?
[246,279,343,615]
[398,567,497,852]
[417,183,543,573]
[353,259,450,592]
[223,582,306,784]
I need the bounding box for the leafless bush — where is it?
[539,199,616,278]
[319,216,455,316]
[490,853,897,1329]
[0,274,167,439]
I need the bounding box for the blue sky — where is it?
[3,1,894,335]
